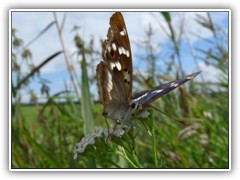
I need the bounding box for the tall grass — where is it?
[11,12,229,169]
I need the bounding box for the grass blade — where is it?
[16,51,63,89]
[25,21,56,48]
[161,12,183,75]
[80,47,94,135]
[20,126,61,168]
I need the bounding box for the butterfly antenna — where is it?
[148,105,187,125]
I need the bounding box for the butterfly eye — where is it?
[103,112,108,116]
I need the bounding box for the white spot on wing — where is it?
[151,89,163,94]
[126,50,130,57]
[120,29,126,36]
[132,93,148,102]
[187,76,193,80]
[124,71,130,82]
[110,62,115,70]
[107,45,111,53]
[115,61,122,71]
[170,82,178,87]
[107,70,113,100]
[118,47,123,55]
[121,47,126,55]
[112,43,117,51]
[110,62,121,71]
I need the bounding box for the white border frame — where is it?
[9,9,231,171]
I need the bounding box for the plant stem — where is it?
[115,147,142,168]
[53,12,81,102]
[132,151,143,168]
[150,115,158,167]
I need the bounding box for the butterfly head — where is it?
[101,97,146,121]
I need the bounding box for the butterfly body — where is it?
[96,12,200,122]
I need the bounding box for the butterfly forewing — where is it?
[131,71,201,107]
[102,12,133,101]
[97,12,133,120]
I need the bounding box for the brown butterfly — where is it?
[96,12,200,122]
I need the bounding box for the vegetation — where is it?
[11,12,229,169]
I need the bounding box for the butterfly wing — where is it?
[97,12,200,121]
[96,12,133,120]
[131,71,201,107]
[102,12,133,101]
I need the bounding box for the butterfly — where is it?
[96,12,200,122]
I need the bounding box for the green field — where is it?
[11,11,229,169]
[11,90,229,169]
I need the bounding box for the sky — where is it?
[11,11,229,103]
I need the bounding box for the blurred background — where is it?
[11,11,229,169]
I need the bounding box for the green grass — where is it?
[11,11,229,169]
[21,105,39,120]
[11,92,229,169]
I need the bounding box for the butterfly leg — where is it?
[106,120,122,142]
[104,117,111,135]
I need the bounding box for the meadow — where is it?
[11,11,229,169]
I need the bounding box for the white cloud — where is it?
[11,11,228,100]
[12,11,227,74]
[197,61,222,83]
[174,12,227,43]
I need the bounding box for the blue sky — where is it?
[11,11,229,103]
